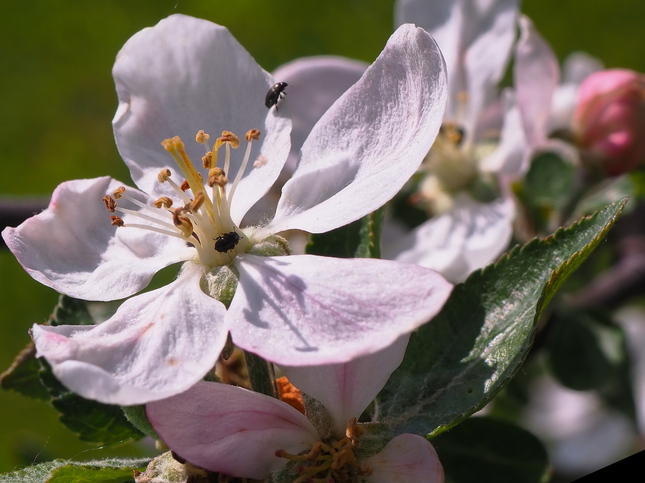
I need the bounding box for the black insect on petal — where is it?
[265,82,288,110]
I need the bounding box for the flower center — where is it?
[413,122,499,214]
[275,418,373,483]
[103,129,260,268]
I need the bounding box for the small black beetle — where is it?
[265,82,288,110]
[214,231,241,253]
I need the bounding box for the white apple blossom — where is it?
[2,15,452,405]
[384,0,525,282]
[147,337,444,482]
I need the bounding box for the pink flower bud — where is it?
[574,68,645,176]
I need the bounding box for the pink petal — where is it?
[361,433,444,483]
[147,381,318,479]
[265,24,447,236]
[272,56,367,175]
[384,194,514,283]
[229,254,452,365]
[32,264,227,405]
[2,177,187,301]
[113,14,291,225]
[280,336,410,436]
[514,15,560,148]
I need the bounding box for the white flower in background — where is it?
[384,0,525,282]
[148,337,444,482]
[2,15,452,405]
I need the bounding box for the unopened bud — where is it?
[574,68,645,176]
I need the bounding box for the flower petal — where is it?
[514,15,560,148]
[146,381,318,479]
[272,56,367,175]
[113,14,291,224]
[2,177,187,301]
[383,194,514,283]
[361,433,444,483]
[31,264,227,405]
[280,336,409,436]
[229,254,452,365]
[265,24,447,235]
[396,0,519,136]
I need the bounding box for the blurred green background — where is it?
[1,0,644,474]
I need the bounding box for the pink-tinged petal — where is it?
[384,194,514,283]
[397,0,519,135]
[272,56,367,175]
[147,381,318,479]
[2,177,187,301]
[361,433,444,483]
[514,15,560,148]
[479,89,528,177]
[32,265,226,405]
[113,14,291,224]
[265,24,447,236]
[280,336,409,436]
[229,254,452,366]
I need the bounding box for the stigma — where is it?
[103,129,259,268]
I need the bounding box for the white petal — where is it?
[396,0,519,136]
[479,89,529,177]
[280,336,409,436]
[272,56,367,175]
[113,14,291,224]
[514,15,560,148]
[265,24,447,236]
[147,381,318,479]
[384,194,514,283]
[362,433,444,483]
[2,177,187,301]
[32,265,227,405]
[229,254,452,365]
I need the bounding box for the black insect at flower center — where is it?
[214,231,241,253]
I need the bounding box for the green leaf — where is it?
[305,207,384,259]
[377,199,626,437]
[515,152,575,233]
[38,360,144,445]
[432,417,549,483]
[49,294,95,327]
[0,343,50,401]
[0,293,144,445]
[0,295,96,401]
[0,457,149,483]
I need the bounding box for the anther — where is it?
[245,129,260,142]
[208,167,228,188]
[102,195,117,212]
[110,216,124,227]
[202,152,214,169]
[154,196,173,209]
[195,130,210,144]
[217,131,240,149]
[172,207,194,237]
[180,180,190,192]
[112,186,126,199]
[158,169,172,183]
